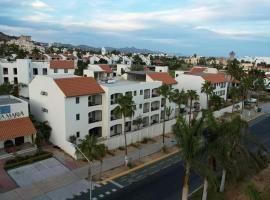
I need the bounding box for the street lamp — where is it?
[71,143,92,200]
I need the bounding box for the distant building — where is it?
[101,47,107,55]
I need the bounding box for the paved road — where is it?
[100,115,270,200]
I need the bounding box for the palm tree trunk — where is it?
[206,94,209,109]
[202,178,208,200]
[162,103,166,145]
[189,99,193,125]
[182,162,190,200]
[219,169,227,192]
[88,162,92,199]
[99,160,103,180]
[123,117,128,166]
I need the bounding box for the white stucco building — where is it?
[0,59,76,97]
[0,95,36,150]
[175,67,228,109]
[29,71,177,157]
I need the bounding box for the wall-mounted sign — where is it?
[0,106,11,114]
[0,111,24,120]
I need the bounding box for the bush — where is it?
[131,143,140,148]
[141,137,155,144]
[127,162,135,169]
[118,146,125,151]
[4,151,53,170]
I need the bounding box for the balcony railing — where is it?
[151,106,159,111]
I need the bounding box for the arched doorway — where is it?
[4,140,14,148]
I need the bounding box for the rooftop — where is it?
[100,79,144,88]
[50,60,75,69]
[0,95,21,106]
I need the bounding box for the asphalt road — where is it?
[104,115,270,200]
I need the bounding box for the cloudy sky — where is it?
[0,0,269,56]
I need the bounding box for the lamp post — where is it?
[72,144,92,200]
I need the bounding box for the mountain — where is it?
[0,32,17,41]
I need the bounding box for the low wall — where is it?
[102,119,176,150]
[213,102,242,118]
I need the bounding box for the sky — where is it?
[0,0,270,56]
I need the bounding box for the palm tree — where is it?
[171,89,187,117]
[201,81,214,109]
[187,90,199,125]
[229,86,241,113]
[115,94,135,166]
[96,144,107,180]
[69,134,100,198]
[157,84,173,145]
[173,116,205,200]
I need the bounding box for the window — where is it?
[33,68,38,75]
[134,91,137,96]
[14,77,18,84]
[140,90,143,95]
[64,69,68,73]
[3,68,8,74]
[54,69,58,73]
[43,68,47,75]
[76,132,80,138]
[76,97,80,104]
[41,107,48,113]
[4,77,9,83]
[13,68,17,75]
[139,104,142,109]
[40,91,48,96]
[76,114,80,120]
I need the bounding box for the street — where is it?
[103,114,270,200]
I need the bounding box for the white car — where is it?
[245,98,257,104]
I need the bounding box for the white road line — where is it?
[99,194,104,198]
[93,197,98,200]
[109,180,124,188]
[105,191,111,195]
[112,188,117,192]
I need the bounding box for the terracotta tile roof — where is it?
[147,72,177,85]
[0,117,36,140]
[54,77,104,97]
[99,64,113,73]
[50,60,75,69]
[201,73,226,84]
[189,66,207,74]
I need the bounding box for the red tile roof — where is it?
[54,77,104,97]
[147,72,177,85]
[50,60,75,69]
[0,117,36,140]
[189,66,207,74]
[201,73,226,84]
[99,64,113,73]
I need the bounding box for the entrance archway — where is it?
[4,140,14,148]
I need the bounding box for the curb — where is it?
[98,149,179,184]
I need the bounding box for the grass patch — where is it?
[4,151,53,170]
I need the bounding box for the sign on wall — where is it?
[0,105,24,120]
[0,106,11,114]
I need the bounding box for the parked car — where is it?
[244,98,257,105]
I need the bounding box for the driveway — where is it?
[8,158,69,187]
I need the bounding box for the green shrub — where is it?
[118,146,125,151]
[141,137,155,144]
[4,151,53,170]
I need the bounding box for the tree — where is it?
[36,121,52,142]
[187,90,199,124]
[115,94,135,165]
[171,89,187,116]
[98,58,108,64]
[229,86,241,113]
[133,115,143,130]
[75,60,89,76]
[201,81,214,109]
[157,84,173,145]
[96,144,107,180]
[173,116,206,200]
[210,94,223,111]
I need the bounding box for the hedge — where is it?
[4,151,53,170]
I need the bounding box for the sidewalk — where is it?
[0,137,176,200]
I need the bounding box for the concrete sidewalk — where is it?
[0,137,176,200]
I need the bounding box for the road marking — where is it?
[112,188,117,192]
[93,198,98,200]
[99,194,104,198]
[109,180,124,188]
[105,191,111,195]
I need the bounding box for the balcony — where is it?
[111,93,122,105]
[110,124,122,137]
[151,114,159,125]
[89,127,102,138]
[151,88,159,98]
[88,95,102,107]
[88,110,102,124]
[143,103,150,113]
[144,89,150,99]
[151,101,160,111]
[111,108,122,121]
